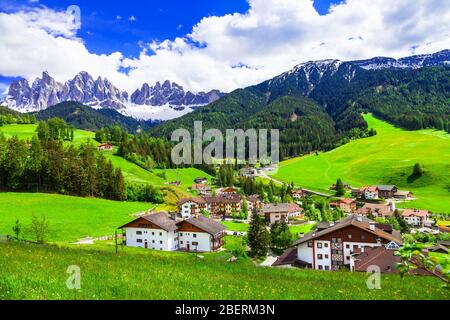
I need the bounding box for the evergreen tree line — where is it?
[36,117,75,141]
[0,106,36,126]
[0,134,126,200]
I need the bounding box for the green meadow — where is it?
[0,242,447,300]
[0,123,96,146]
[0,193,152,242]
[153,168,213,187]
[273,114,450,214]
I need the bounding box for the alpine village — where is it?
[1,50,449,300]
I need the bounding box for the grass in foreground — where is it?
[273,114,450,214]
[0,242,447,300]
[0,193,152,242]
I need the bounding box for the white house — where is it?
[178,197,208,218]
[363,186,379,200]
[273,215,402,271]
[119,212,179,251]
[119,212,226,253]
[402,209,430,227]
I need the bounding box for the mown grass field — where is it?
[0,242,447,300]
[273,114,450,214]
[0,193,152,242]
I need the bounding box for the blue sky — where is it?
[0,0,447,94]
[1,0,339,58]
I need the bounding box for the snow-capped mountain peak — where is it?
[5,72,225,119]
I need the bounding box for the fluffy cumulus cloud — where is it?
[0,0,449,93]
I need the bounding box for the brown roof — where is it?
[357,203,394,217]
[204,194,242,204]
[119,212,178,231]
[293,215,402,246]
[425,244,449,254]
[394,190,412,196]
[263,203,301,214]
[219,187,239,193]
[272,247,298,266]
[402,209,429,217]
[340,198,356,204]
[438,240,450,247]
[354,246,429,275]
[354,247,401,273]
[179,215,226,235]
[178,197,207,205]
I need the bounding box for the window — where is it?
[193,234,197,238]
[180,233,183,237]
[318,265,323,270]
[325,266,330,270]
[159,232,162,236]
[317,254,323,260]
[348,234,352,239]
[361,235,365,241]
[136,231,142,235]
[180,241,184,244]
[152,232,155,236]
[346,256,350,260]
[324,243,329,248]
[353,245,358,250]
[152,240,155,244]
[346,244,350,249]
[136,239,143,243]
[307,241,313,248]
[325,254,329,259]
[317,243,323,249]
[160,241,163,244]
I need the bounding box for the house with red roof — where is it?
[402,209,430,227]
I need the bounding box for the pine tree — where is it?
[248,212,270,259]
[335,178,345,196]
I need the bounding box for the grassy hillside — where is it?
[0,124,204,197]
[0,193,152,242]
[0,123,96,146]
[0,242,447,300]
[273,114,450,214]
[153,168,213,188]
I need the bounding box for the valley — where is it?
[273,114,450,214]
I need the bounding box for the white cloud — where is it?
[128,15,136,22]
[0,0,449,94]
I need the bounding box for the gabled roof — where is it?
[402,209,429,217]
[119,212,178,232]
[262,203,301,214]
[203,194,242,204]
[178,197,206,205]
[376,185,397,191]
[293,215,402,246]
[179,215,226,235]
[357,203,394,216]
